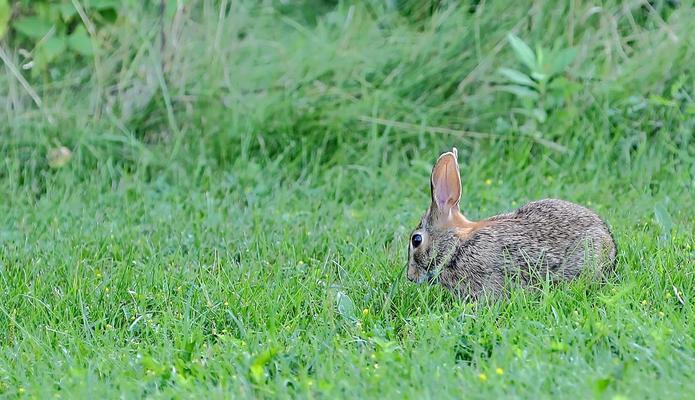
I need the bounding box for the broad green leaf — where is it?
[498,67,535,87]
[68,25,94,56]
[507,33,536,71]
[164,0,178,19]
[531,71,548,82]
[249,348,278,383]
[335,290,356,321]
[13,16,53,39]
[43,2,64,21]
[87,0,121,10]
[249,362,264,383]
[42,36,68,62]
[532,108,547,123]
[0,0,10,39]
[498,84,539,99]
[550,47,577,75]
[594,377,612,395]
[58,4,78,21]
[535,46,544,70]
[141,356,166,375]
[35,36,67,71]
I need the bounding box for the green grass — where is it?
[1,0,694,398]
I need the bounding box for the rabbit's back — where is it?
[494,199,615,278]
[440,199,616,298]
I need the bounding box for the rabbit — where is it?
[406,147,616,300]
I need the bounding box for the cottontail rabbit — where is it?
[407,148,616,299]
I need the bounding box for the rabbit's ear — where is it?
[430,148,461,219]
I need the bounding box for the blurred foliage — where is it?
[0,0,691,181]
[495,34,581,142]
[0,0,122,75]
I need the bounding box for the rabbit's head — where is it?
[407,148,480,284]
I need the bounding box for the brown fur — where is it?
[407,148,617,300]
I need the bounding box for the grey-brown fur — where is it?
[407,149,616,300]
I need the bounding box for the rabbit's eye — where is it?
[411,233,423,248]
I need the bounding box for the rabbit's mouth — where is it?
[422,270,439,285]
[426,274,439,285]
[407,266,438,285]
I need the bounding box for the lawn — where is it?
[0,1,693,398]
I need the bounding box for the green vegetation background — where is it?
[0,0,693,398]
